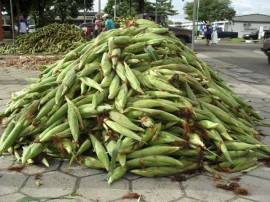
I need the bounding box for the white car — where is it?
[28,25,36,32]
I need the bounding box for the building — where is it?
[179,14,270,39]
[231,14,270,38]
[55,11,97,25]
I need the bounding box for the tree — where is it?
[104,0,157,18]
[103,0,178,19]
[184,0,236,22]
[1,0,94,27]
[154,0,178,19]
[137,0,144,13]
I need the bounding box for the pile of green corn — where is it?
[0,23,86,54]
[0,19,269,184]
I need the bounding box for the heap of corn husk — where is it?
[0,19,269,184]
[0,23,86,54]
[0,55,62,70]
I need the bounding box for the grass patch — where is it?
[220,38,246,43]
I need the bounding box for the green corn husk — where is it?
[0,18,269,185]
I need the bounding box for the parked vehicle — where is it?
[28,25,36,33]
[78,22,93,39]
[137,13,192,45]
[79,22,93,30]
[2,25,18,39]
[242,30,259,40]
[216,27,238,39]
[261,31,270,65]
[263,30,270,39]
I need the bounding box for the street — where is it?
[193,41,270,85]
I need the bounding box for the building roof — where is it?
[233,14,270,23]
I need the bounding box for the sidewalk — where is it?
[0,54,270,202]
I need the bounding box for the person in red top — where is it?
[81,26,92,40]
[85,27,92,39]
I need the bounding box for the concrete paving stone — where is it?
[216,69,238,78]
[0,155,16,170]
[0,171,28,195]
[239,85,269,97]
[0,86,10,91]
[123,172,143,180]
[246,90,270,97]
[264,78,270,85]
[253,85,270,93]
[0,97,9,103]
[228,197,258,202]
[0,106,8,113]
[256,126,270,136]
[22,158,61,175]
[78,173,129,202]
[60,160,104,177]
[110,196,144,202]
[245,98,267,105]
[260,112,270,119]
[0,79,28,85]
[219,75,236,82]
[0,93,12,100]
[236,175,270,202]
[43,195,94,202]
[242,73,269,80]
[182,174,235,202]
[131,177,183,202]
[224,64,239,69]
[0,193,27,202]
[21,171,77,198]
[5,86,24,93]
[229,68,253,73]
[255,104,270,111]
[258,135,270,148]
[247,165,270,180]
[175,197,206,202]
[236,77,260,84]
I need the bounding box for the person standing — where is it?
[92,13,102,38]
[102,14,115,31]
[19,15,28,34]
[211,26,218,44]
[204,24,212,46]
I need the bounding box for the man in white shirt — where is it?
[92,13,102,38]
[19,15,29,34]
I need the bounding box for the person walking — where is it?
[19,15,29,34]
[92,13,102,38]
[102,14,115,31]
[204,24,213,46]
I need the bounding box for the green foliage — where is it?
[103,0,139,18]
[184,0,236,22]
[103,0,178,19]
[1,0,94,27]
[154,0,179,19]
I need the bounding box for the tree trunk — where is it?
[0,2,3,41]
[137,0,144,14]
[14,0,20,34]
[38,0,45,27]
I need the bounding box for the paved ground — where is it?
[0,53,270,202]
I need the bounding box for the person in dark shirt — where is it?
[205,24,213,46]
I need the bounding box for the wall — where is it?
[231,21,270,37]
